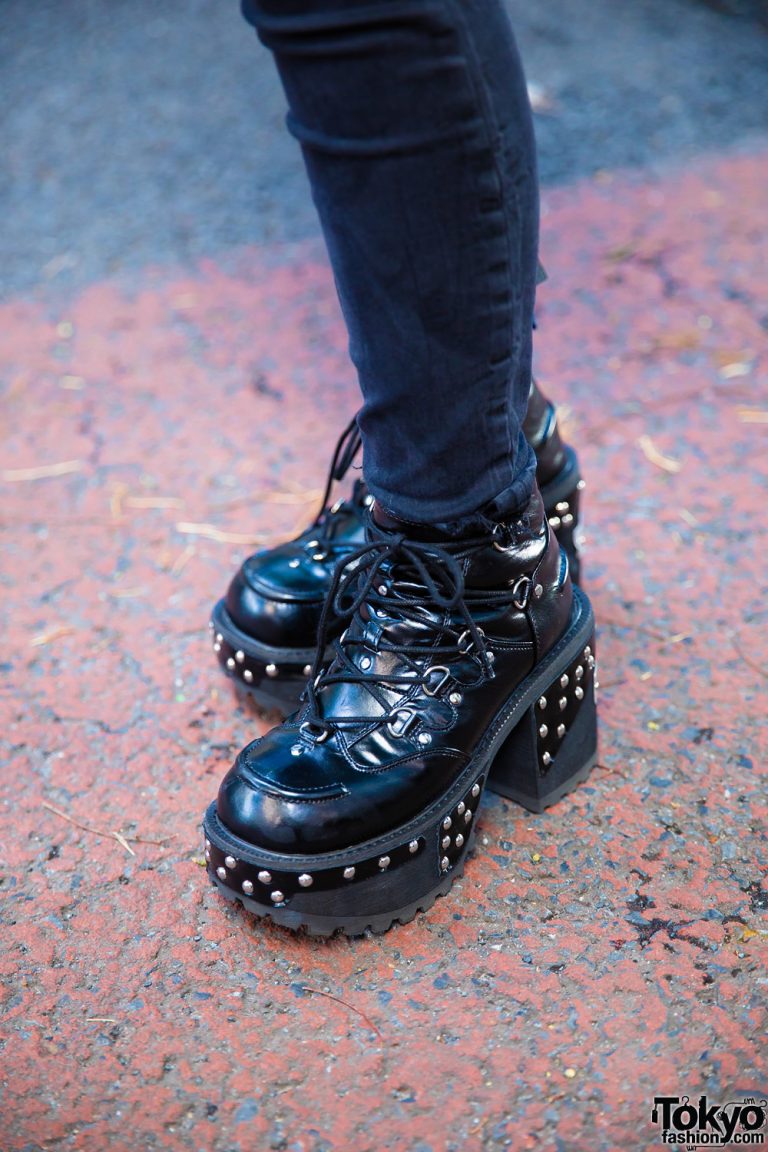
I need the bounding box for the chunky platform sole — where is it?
[210,454,585,713]
[209,601,328,713]
[202,588,597,936]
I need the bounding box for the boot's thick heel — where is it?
[487,636,597,812]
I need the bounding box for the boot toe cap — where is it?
[216,730,350,854]
[224,553,327,648]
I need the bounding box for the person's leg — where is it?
[202,0,597,934]
[243,0,538,525]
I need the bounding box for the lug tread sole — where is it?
[209,835,475,938]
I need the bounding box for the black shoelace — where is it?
[307,415,365,550]
[300,531,526,741]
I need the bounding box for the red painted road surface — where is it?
[1,150,767,1150]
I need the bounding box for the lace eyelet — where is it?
[492,522,514,552]
[457,626,485,654]
[511,575,532,611]
[387,709,418,738]
[423,666,451,697]
[300,720,330,744]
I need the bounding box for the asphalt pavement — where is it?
[1,0,767,299]
[1,3,767,1149]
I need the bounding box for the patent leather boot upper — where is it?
[205,478,598,934]
[210,382,584,711]
[216,483,573,855]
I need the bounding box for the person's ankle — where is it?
[370,484,540,545]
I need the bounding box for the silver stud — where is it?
[542,751,552,766]
[312,552,326,562]
[360,656,372,671]
[257,870,272,885]
[213,642,221,653]
[208,621,214,631]
[216,633,223,645]
[303,664,312,677]
[455,834,465,849]
[417,732,432,746]
[560,674,569,689]
[577,479,586,491]
[343,867,356,880]
[449,692,462,706]
[290,745,304,756]
[364,494,375,508]
[378,585,388,595]
[265,664,278,678]
[562,513,574,527]
[204,848,211,861]
[409,840,419,854]
[216,866,227,880]
[242,880,254,896]
[270,891,284,903]
[471,783,481,798]
[442,836,451,850]
[559,697,567,712]
[226,657,235,670]
[575,686,584,700]
[539,724,548,739]
[441,856,450,872]
[557,723,566,739]
[487,651,495,664]
[584,646,592,658]
[205,839,211,850]
[307,540,319,549]
[235,650,245,664]
[575,665,584,681]
[464,809,472,824]
[288,558,300,568]
[443,817,452,831]
[538,696,547,710]
[534,584,544,599]
[298,873,313,888]
[457,801,466,816]
[556,501,570,514]
[243,669,253,683]
[378,856,391,870]
[548,516,561,530]
[224,855,237,870]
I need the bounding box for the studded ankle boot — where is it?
[202,483,598,936]
[210,381,585,712]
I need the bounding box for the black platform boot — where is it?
[210,381,584,712]
[202,483,598,935]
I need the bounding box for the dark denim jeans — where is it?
[242,0,539,525]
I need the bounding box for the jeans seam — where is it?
[443,0,518,501]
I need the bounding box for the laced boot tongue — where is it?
[301,532,495,738]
